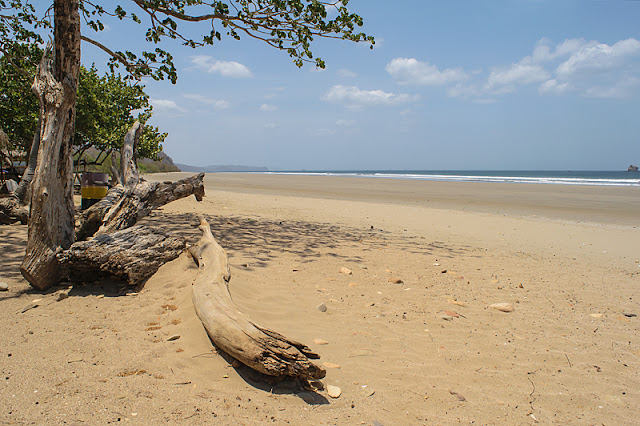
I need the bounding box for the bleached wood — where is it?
[189,217,325,380]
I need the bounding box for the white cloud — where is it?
[325,85,418,108]
[183,93,230,110]
[584,77,640,99]
[191,55,252,78]
[486,63,550,92]
[264,122,278,129]
[150,99,186,113]
[556,38,640,77]
[531,38,587,63]
[386,58,468,86]
[336,119,355,127]
[259,103,278,112]
[337,68,357,78]
[538,79,571,95]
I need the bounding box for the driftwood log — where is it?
[189,217,325,380]
[0,197,28,225]
[75,172,205,241]
[57,225,186,285]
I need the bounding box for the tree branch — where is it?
[80,35,150,74]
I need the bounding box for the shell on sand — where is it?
[490,303,514,312]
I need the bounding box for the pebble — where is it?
[388,278,403,284]
[316,303,327,313]
[323,362,341,369]
[340,267,353,275]
[0,282,8,291]
[490,303,514,312]
[441,315,454,321]
[313,338,329,345]
[590,313,604,318]
[327,385,341,398]
[56,292,69,302]
[167,335,181,341]
[348,283,358,287]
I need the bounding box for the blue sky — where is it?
[80,1,640,170]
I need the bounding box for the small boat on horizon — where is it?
[628,164,639,172]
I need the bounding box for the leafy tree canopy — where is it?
[1,1,373,83]
[0,44,166,161]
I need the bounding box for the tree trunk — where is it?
[13,118,42,204]
[189,217,326,380]
[120,121,142,188]
[21,0,81,290]
[57,225,186,286]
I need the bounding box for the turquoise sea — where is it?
[264,170,640,187]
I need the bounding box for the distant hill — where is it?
[175,163,269,172]
[138,151,181,173]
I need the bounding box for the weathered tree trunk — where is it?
[57,225,186,286]
[120,121,142,188]
[13,118,42,204]
[75,172,205,241]
[21,0,81,290]
[189,217,326,380]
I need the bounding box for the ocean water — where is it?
[263,170,640,187]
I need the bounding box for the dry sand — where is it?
[1,172,639,424]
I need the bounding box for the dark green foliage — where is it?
[0,46,166,162]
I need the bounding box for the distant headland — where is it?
[175,163,269,173]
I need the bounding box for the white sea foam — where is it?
[263,171,640,187]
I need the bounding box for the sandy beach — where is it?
[1,172,639,424]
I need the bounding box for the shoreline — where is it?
[148,172,640,226]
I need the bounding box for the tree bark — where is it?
[21,0,81,290]
[120,121,142,188]
[75,172,205,241]
[57,225,186,286]
[13,118,42,204]
[189,217,326,380]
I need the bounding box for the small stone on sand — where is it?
[490,303,514,312]
[56,292,69,302]
[327,385,341,398]
[348,282,358,287]
[0,282,8,291]
[340,267,353,275]
[167,335,180,341]
[388,278,403,284]
[590,313,604,318]
[314,338,329,345]
[441,315,454,321]
[316,303,327,312]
